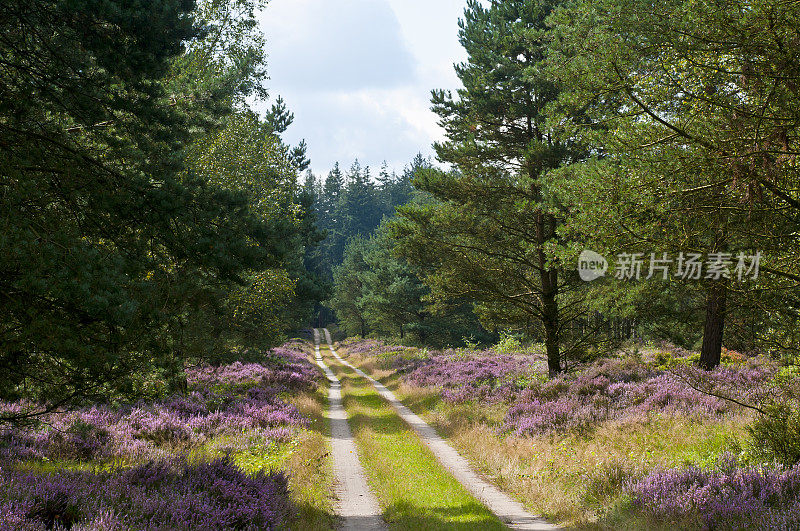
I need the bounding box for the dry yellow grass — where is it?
[340,348,754,529]
[332,345,394,380]
[282,345,338,531]
[432,413,752,528]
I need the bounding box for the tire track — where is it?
[322,329,558,531]
[313,329,386,530]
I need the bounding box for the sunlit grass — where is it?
[351,353,753,530]
[324,347,505,531]
[283,382,338,531]
[6,457,131,475]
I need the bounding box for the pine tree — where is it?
[341,161,380,238]
[322,163,345,220]
[317,163,347,276]
[393,154,426,209]
[361,225,428,340]
[394,0,579,375]
[548,0,800,368]
[265,96,310,171]
[0,0,295,415]
[378,161,394,192]
[330,237,371,338]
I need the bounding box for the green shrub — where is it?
[494,330,523,355]
[748,403,800,467]
[652,351,700,371]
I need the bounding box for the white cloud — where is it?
[262,0,415,92]
[257,0,470,176]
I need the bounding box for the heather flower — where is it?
[341,338,775,436]
[630,461,800,529]
[0,458,292,530]
[1,341,319,463]
[503,361,755,436]
[404,351,536,404]
[0,341,317,530]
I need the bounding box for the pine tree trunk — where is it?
[699,281,727,370]
[536,209,562,376]
[542,270,561,376]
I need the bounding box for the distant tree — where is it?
[318,163,346,276]
[341,161,381,238]
[303,170,320,197]
[330,237,371,338]
[392,154,427,210]
[288,186,330,325]
[377,161,394,192]
[332,218,493,346]
[361,224,429,340]
[322,163,345,207]
[315,153,434,329]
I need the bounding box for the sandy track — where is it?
[322,329,558,531]
[313,329,386,530]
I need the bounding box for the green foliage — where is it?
[313,154,426,283]
[652,352,701,372]
[318,155,482,338]
[745,363,800,466]
[0,0,323,420]
[1,0,221,411]
[547,0,800,367]
[329,221,493,347]
[493,331,523,355]
[394,0,589,374]
[330,237,371,337]
[226,269,296,349]
[747,403,800,467]
[234,439,299,475]
[287,184,330,325]
[361,225,428,339]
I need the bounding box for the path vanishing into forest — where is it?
[316,328,557,531]
[313,329,386,530]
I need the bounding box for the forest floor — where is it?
[3,332,790,530]
[327,337,800,530]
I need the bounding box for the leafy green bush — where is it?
[745,363,800,466]
[494,331,523,355]
[652,351,700,371]
[748,403,800,467]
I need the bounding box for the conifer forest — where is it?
[2,1,800,529]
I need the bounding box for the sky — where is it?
[256,0,471,178]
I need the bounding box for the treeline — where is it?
[302,156,494,346]
[0,0,326,421]
[327,0,800,375]
[329,221,495,347]
[302,157,419,280]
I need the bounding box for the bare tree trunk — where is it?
[699,281,727,370]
